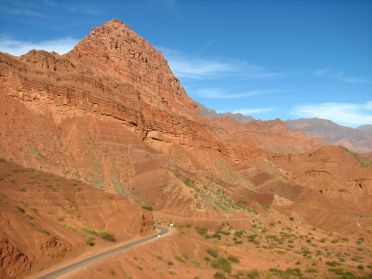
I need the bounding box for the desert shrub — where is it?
[211,257,232,273]
[98,231,116,242]
[357,264,364,270]
[175,255,186,263]
[328,267,356,278]
[64,223,77,231]
[269,267,303,278]
[214,272,226,279]
[247,234,259,244]
[247,269,260,279]
[80,226,98,236]
[85,236,95,246]
[326,260,339,267]
[213,233,221,240]
[191,258,200,268]
[305,267,317,273]
[109,269,116,276]
[228,255,239,263]
[196,227,209,238]
[141,205,153,211]
[167,260,174,266]
[344,148,372,167]
[234,230,244,238]
[207,247,219,258]
[16,206,25,214]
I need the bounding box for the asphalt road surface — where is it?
[38,225,169,279]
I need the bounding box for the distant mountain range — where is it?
[198,105,372,153]
[286,118,372,153]
[197,103,254,124]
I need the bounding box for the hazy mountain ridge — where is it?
[197,103,254,124]
[287,118,372,153]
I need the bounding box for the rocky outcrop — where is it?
[140,212,155,234]
[67,19,197,117]
[0,239,33,279]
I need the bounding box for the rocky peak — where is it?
[246,119,288,132]
[67,19,197,117]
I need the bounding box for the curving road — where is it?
[37,225,169,279]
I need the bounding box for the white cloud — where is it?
[0,36,78,56]
[313,68,370,84]
[293,101,372,127]
[2,7,49,18]
[232,108,273,115]
[38,0,101,15]
[160,47,286,80]
[195,88,265,99]
[313,68,329,76]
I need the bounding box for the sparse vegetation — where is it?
[64,223,77,231]
[141,205,153,211]
[211,257,232,273]
[344,147,372,167]
[207,247,219,258]
[98,231,116,242]
[214,271,226,279]
[80,226,116,242]
[246,269,260,279]
[196,227,210,238]
[269,267,304,278]
[85,236,96,246]
[228,255,239,263]
[175,255,186,263]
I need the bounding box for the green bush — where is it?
[207,247,219,258]
[269,267,303,278]
[196,227,209,238]
[326,260,339,267]
[64,223,77,231]
[80,226,116,242]
[85,236,96,246]
[247,269,260,279]
[141,205,153,211]
[80,226,98,236]
[234,230,244,238]
[211,257,232,273]
[98,231,116,242]
[228,255,239,263]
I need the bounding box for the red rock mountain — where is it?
[1,19,371,278]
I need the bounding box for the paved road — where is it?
[37,225,169,279]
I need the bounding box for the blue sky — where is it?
[0,0,371,127]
